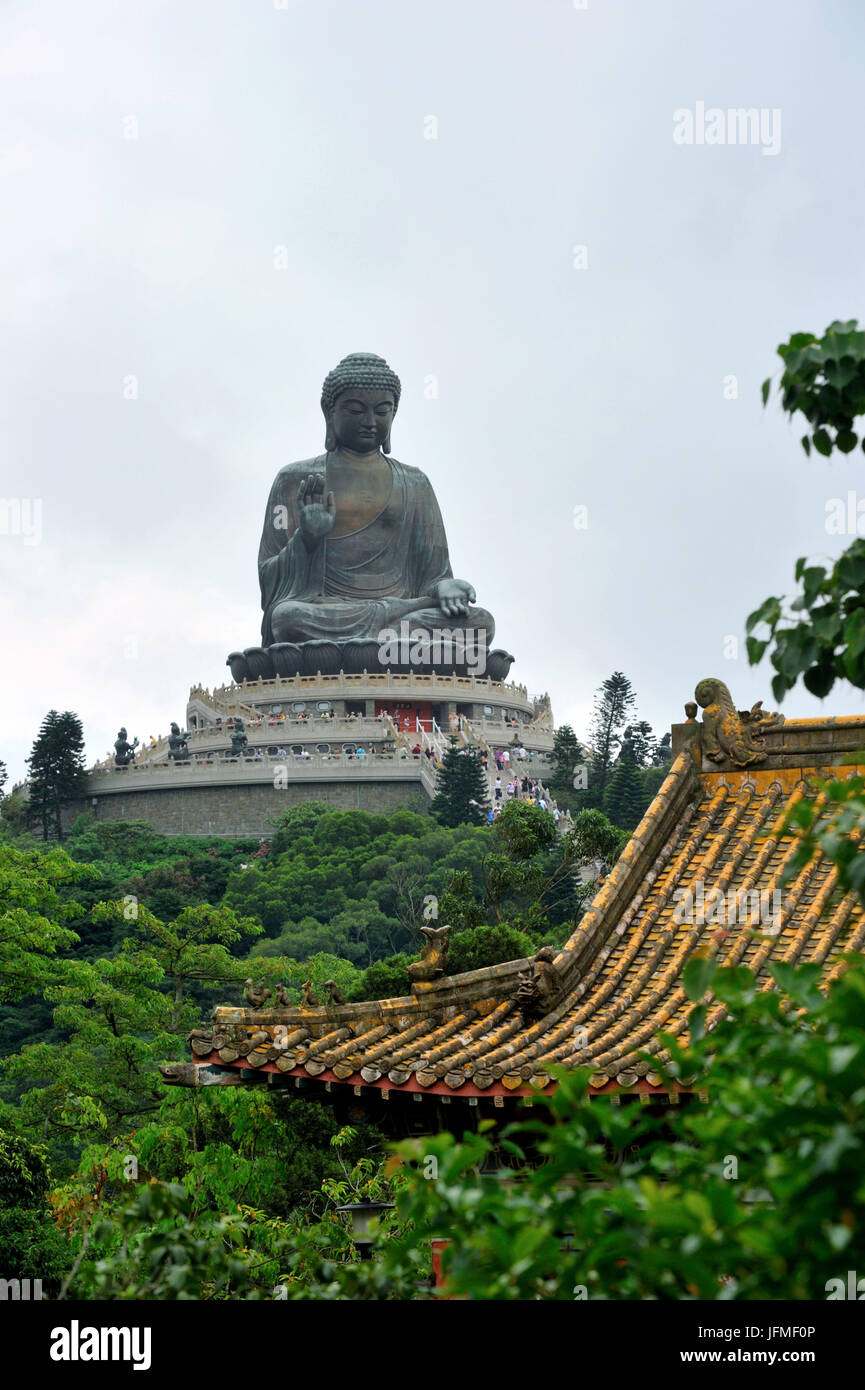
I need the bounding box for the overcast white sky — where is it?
[2,0,865,783]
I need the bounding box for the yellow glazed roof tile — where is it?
[165,702,865,1100]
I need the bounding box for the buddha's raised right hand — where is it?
[297,474,336,547]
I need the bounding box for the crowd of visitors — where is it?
[493,745,536,769]
[491,771,557,817]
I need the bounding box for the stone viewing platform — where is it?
[185,670,553,750]
[82,672,557,836]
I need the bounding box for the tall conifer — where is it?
[26,711,88,841]
[430,739,490,827]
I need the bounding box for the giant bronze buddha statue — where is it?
[227,353,514,681]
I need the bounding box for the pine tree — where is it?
[604,754,647,832]
[586,672,637,807]
[549,725,585,794]
[430,739,490,828]
[26,711,88,841]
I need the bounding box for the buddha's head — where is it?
[321,352,401,454]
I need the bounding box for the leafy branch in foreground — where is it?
[761,320,865,459]
[750,320,865,701]
[746,544,865,701]
[777,768,865,907]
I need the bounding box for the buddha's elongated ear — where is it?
[323,407,337,451]
[382,429,392,454]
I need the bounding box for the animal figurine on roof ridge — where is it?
[695,678,784,768]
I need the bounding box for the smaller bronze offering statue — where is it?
[114,728,139,766]
[168,722,190,761]
[229,717,249,757]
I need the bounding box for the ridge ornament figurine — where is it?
[694,678,784,768]
[407,923,452,982]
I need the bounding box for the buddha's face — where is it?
[331,388,395,454]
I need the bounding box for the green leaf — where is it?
[688,1003,706,1043]
[803,664,835,699]
[761,378,771,406]
[801,566,827,604]
[813,429,832,456]
[844,609,865,660]
[787,331,819,350]
[771,672,789,704]
[768,961,823,1009]
[745,596,783,634]
[811,606,843,644]
[836,546,865,590]
[773,628,817,681]
[746,636,768,665]
[683,954,716,1002]
[711,965,756,1008]
[837,429,858,454]
[825,360,859,392]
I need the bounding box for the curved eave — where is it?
[176,1050,693,1101]
[163,717,865,1101]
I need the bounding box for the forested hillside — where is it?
[0,797,602,1295]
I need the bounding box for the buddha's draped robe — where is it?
[258,454,495,646]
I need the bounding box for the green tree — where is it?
[5,949,175,1145]
[349,953,413,1002]
[0,844,87,1004]
[585,673,636,808]
[482,801,567,931]
[222,807,491,961]
[430,740,489,827]
[604,752,646,831]
[67,1120,402,1301]
[448,921,536,973]
[5,892,263,1148]
[547,725,585,809]
[565,807,628,872]
[0,1130,68,1285]
[95,899,263,1029]
[382,958,865,1301]
[26,711,88,842]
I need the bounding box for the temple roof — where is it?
[162,697,865,1102]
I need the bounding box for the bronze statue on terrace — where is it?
[227,353,514,680]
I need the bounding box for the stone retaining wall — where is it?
[65,779,429,837]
